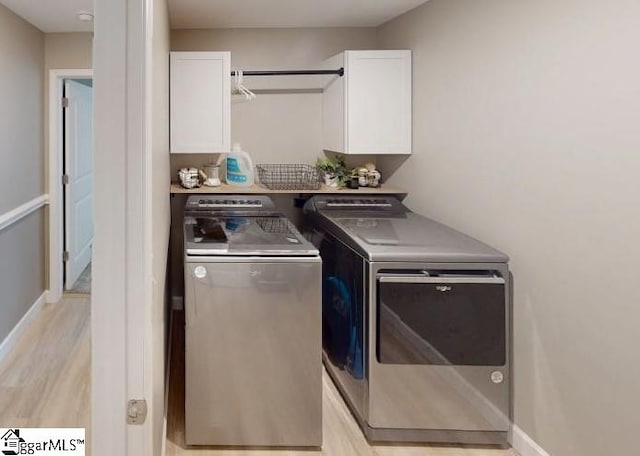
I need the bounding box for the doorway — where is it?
[63,78,93,293]
[48,69,93,303]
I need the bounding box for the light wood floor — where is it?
[68,263,92,295]
[0,294,91,438]
[166,311,518,456]
[0,297,518,456]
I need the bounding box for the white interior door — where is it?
[64,79,94,290]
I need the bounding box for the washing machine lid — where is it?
[185,215,318,256]
[323,212,508,263]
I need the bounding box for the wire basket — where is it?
[256,164,322,190]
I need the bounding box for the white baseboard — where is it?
[0,292,46,362]
[510,425,551,456]
[45,289,62,304]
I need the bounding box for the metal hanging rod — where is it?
[230,68,344,77]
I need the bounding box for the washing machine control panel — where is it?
[185,194,276,212]
[325,198,393,208]
[195,198,263,208]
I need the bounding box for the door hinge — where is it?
[61,97,69,108]
[62,174,70,185]
[63,251,70,262]
[127,399,147,425]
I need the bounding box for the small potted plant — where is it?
[316,156,347,187]
[347,168,361,189]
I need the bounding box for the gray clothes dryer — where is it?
[303,195,511,446]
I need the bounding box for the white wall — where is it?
[377,1,640,455]
[0,3,45,342]
[93,0,170,454]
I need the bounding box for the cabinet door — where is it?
[346,50,412,155]
[170,52,230,153]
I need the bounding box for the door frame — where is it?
[92,0,155,453]
[47,69,93,304]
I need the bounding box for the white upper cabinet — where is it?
[323,50,412,155]
[170,52,231,154]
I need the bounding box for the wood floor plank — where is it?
[166,310,519,456]
[0,295,91,451]
[0,298,518,456]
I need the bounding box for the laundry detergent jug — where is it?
[225,143,255,186]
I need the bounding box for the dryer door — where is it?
[368,269,510,433]
[377,272,506,366]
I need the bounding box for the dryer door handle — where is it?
[378,275,505,285]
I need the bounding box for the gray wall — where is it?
[170,27,378,176]
[0,4,45,342]
[0,211,45,342]
[377,1,640,455]
[45,33,93,71]
[0,4,44,213]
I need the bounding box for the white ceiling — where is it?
[0,0,428,33]
[0,0,93,32]
[168,0,429,29]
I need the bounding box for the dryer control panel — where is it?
[303,195,405,214]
